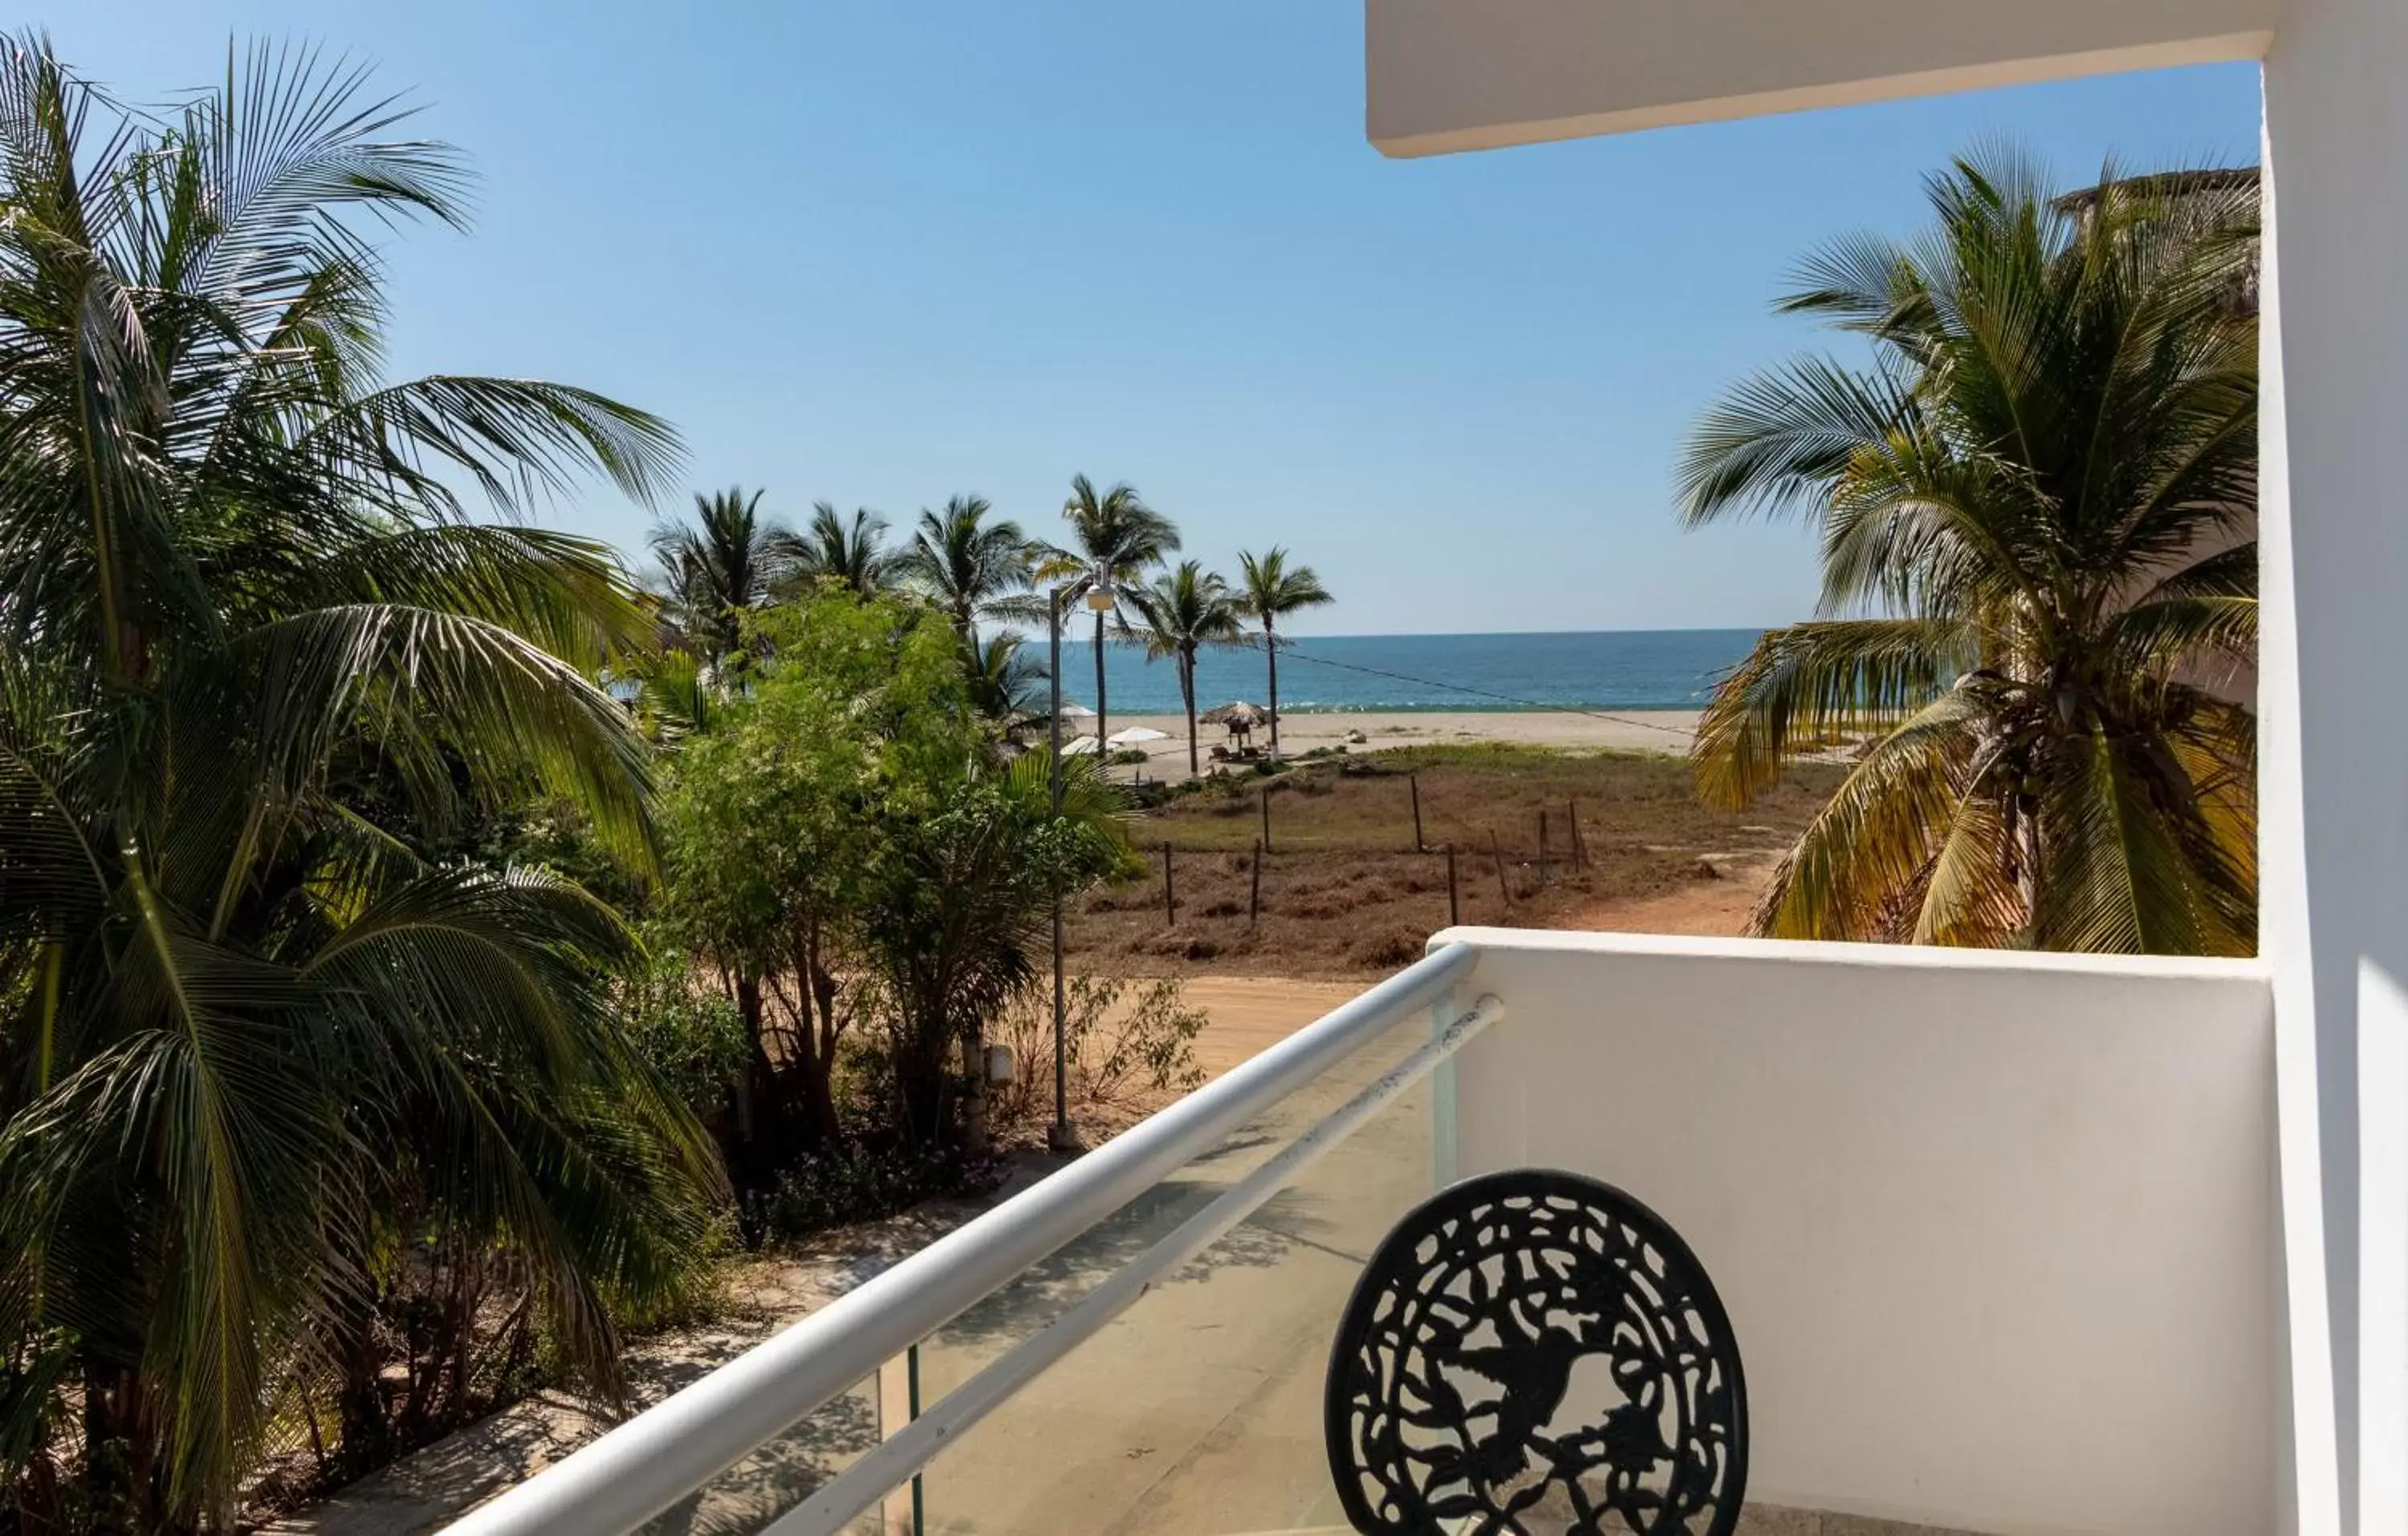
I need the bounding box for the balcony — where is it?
[443,927,2289,1536]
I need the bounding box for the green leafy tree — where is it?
[903,494,1043,638]
[656,594,974,1171]
[1129,562,1247,778]
[1039,475,1180,748]
[1678,151,2259,953]
[0,37,718,1525]
[1234,548,1334,758]
[858,753,1132,1142]
[659,593,1127,1155]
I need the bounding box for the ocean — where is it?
[1042,628,1762,716]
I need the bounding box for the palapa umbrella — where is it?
[1201,701,1274,740]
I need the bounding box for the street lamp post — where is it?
[1047,587,1073,1153]
[1047,575,1120,1157]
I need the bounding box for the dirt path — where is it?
[1176,977,1367,1077]
[1560,851,1776,937]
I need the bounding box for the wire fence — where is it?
[1122,773,1607,928]
[1142,772,1605,863]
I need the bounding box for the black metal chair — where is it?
[1324,1169,1748,1535]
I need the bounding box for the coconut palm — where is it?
[1678,149,2260,954]
[1130,563,1247,778]
[0,37,718,1523]
[1234,548,1334,758]
[964,632,1048,735]
[649,486,801,660]
[903,494,1043,639]
[795,501,901,596]
[1039,475,1180,750]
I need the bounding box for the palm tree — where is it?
[649,486,800,660]
[0,38,718,1523]
[903,494,1043,639]
[795,501,902,595]
[1235,547,1335,758]
[964,632,1048,735]
[1678,149,2259,954]
[1130,563,1247,778]
[1039,475,1180,750]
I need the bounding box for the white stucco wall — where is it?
[1431,929,2279,1536]
[2256,2,2408,1525]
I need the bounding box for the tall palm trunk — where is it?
[1264,614,1280,757]
[1092,608,1108,750]
[1182,648,1200,778]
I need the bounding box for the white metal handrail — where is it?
[444,942,1482,1535]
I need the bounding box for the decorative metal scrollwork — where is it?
[1324,1170,1747,1535]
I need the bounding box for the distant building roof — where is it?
[2056,167,2261,316]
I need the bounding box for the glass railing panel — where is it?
[905,1006,1440,1536]
[633,1377,887,1536]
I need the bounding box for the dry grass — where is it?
[1068,745,1845,979]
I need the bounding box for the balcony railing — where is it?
[444,929,2294,1536]
[447,943,1497,1536]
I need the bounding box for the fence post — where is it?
[1163,842,1175,925]
[1538,807,1551,886]
[1250,840,1263,924]
[1260,786,1272,853]
[1569,797,1587,869]
[1446,843,1460,927]
[1409,772,1424,852]
[1490,828,1511,905]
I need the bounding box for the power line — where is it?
[1271,648,1698,738]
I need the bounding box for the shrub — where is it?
[742,1141,1003,1245]
[620,953,751,1123]
[1350,928,1428,969]
[991,974,1208,1129]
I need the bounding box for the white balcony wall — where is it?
[1432,929,2279,1536]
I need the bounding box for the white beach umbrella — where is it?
[1061,734,1103,756]
[1056,701,1098,721]
[1106,725,1169,746]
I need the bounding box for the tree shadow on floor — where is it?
[635,1388,879,1536]
[927,1156,1357,1355]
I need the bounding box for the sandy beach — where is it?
[1096,708,1698,779]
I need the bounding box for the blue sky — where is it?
[65,5,2260,635]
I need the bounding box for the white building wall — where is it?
[2257,6,2408,1530]
[1434,929,2278,1536]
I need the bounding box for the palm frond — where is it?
[1693,618,1973,808]
[297,375,683,517]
